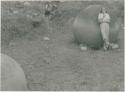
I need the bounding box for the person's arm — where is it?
[98,13,103,23]
[106,14,110,23]
[103,14,110,23]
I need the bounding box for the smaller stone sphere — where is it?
[1,54,27,91]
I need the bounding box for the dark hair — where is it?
[100,7,107,13]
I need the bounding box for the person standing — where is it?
[98,7,111,50]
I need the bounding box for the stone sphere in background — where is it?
[72,5,120,49]
[1,54,27,91]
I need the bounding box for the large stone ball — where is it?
[72,5,120,49]
[1,54,27,91]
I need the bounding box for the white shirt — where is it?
[98,13,110,23]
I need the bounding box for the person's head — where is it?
[100,7,107,13]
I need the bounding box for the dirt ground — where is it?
[1,1,124,91]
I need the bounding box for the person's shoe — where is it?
[103,46,108,51]
[103,44,110,51]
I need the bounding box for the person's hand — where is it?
[103,19,110,23]
[98,18,103,23]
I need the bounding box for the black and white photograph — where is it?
[1,0,124,91]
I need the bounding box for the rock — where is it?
[80,46,87,51]
[13,10,19,14]
[24,2,30,6]
[80,44,87,51]
[111,43,119,49]
[1,54,27,91]
[43,37,50,41]
[33,13,39,17]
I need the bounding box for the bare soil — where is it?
[1,1,124,91]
